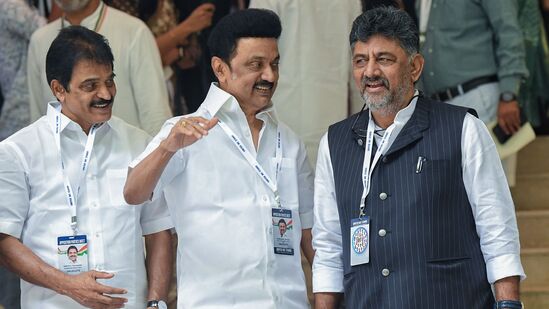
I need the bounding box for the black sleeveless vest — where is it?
[327,98,494,308]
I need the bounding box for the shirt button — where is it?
[379,192,388,200]
[95,232,100,238]
[432,3,437,8]
[378,229,387,237]
[91,202,98,208]
[428,48,433,53]
[429,72,434,76]
[382,156,389,163]
[262,196,268,202]
[89,175,96,180]
[382,268,390,277]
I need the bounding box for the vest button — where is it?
[378,229,387,237]
[379,192,388,200]
[382,156,389,163]
[382,268,390,277]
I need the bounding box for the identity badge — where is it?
[350,217,370,266]
[272,208,294,255]
[57,235,89,274]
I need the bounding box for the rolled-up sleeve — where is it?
[312,133,344,293]
[129,118,183,202]
[0,142,30,238]
[461,114,526,284]
[140,193,174,236]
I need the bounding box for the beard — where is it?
[54,0,91,12]
[361,73,413,117]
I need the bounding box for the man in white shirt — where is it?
[27,0,172,136]
[313,7,525,309]
[124,9,314,309]
[0,26,173,309]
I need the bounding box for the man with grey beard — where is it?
[27,0,172,136]
[312,7,525,309]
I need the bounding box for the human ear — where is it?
[410,54,424,83]
[211,56,229,85]
[50,80,66,102]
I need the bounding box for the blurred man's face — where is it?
[218,38,280,113]
[54,0,91,12]
[279,222,287,236]
[53,60,116,133]
[352,35,422,115]
[68,248,78,262]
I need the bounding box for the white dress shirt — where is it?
[0,102,173,309]
[131,83,314,309]
[249,0,363,163]
[27,1,172,136]
[312,98,526,293]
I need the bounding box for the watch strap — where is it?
[494,300,523,309]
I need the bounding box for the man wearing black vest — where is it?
[312,7,525,309]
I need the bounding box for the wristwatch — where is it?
[147,300,168,309]
[494,300,523,309]
[500,91,517,102]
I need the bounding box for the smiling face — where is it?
[68,247,78,262]
[213,37,280,114]
[352,35,423,116]
[279,221,287,236]
[51,60,116,133]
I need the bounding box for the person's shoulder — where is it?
[30,18,61,44]
[0,117,48,156]
[104,6,150,32]
[418,96,476,116]
[108,116,151,141]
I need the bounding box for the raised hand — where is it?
[160,116,218,153]
[182,3,215,34]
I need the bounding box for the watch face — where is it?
[501,92,516,102]
[158,300,168,309]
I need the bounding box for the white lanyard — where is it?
[217,119,283,207]
[52,107,99,234]
[359,111,397,217]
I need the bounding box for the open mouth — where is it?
[253,81,274,94]
[90,99,113,109]
[362,77,389,93]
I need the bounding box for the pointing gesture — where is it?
[161,116,219,153]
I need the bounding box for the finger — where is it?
[88,293,127,308]
[186,118,210,135]
[90,270,114,280]
[95,281,127,295]
[497,118,511,135]
[206,117,219,130]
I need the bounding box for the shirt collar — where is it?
[46,101,111,134]
[392,89,420,127]
[202,83,279,125]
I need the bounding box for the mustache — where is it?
[90,98,113,107]
[254,80,275,88]
[361,76,389,90]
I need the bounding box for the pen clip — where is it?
[415,156,426,174]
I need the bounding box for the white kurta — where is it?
[249,0,363,163]
[131,84,315,309]
[27,1,172,136]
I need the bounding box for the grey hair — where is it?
[349,6,419,57]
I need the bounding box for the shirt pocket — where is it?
[106,169,128,206]
[271,157,299,209]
